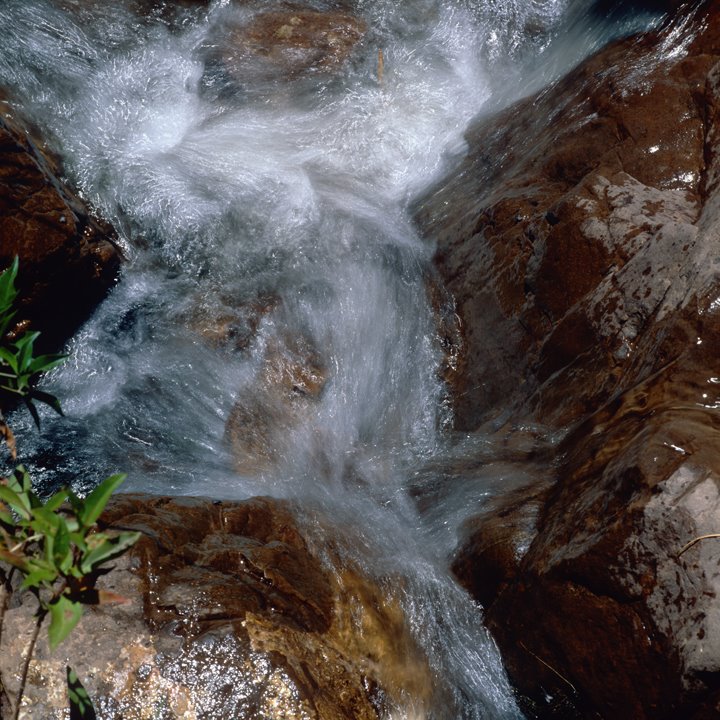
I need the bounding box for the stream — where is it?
[0,1,665,717]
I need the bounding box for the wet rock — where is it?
[419,0,720,717]
[184,289,278,353]
[451,478,550,610]
[225,332,327,474]
[0,494,431,719]
[0,99,121,350]
[201,9,367,97]
[416,0,720,430]
[477,316,720,719]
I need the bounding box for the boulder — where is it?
[225,331,327,474]
[416,0,720,430]
[481,320,720,719]
[416,0,720,717]
[0,494,432,719]
[184,289,278,353]
[0,97,121,350]
[200,9,367,98]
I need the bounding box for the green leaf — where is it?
[14,331,40,373]
[29,389,64,417]
[0,309,16,339]
[0,257,19,316]
[20,555,60,589]
[16,466,33,498]
[0,485,31,520]
[0,505,14,526]
[53,517,72,572]
[67,666,97,720]
[30,506,61,538]
[28,354,66,376]
[67,491,84,519]
[78,474,126,528]
[0,347,18,374]
[48,594,84,650]
[25,398,41,429]
[80,531,140,575]
[44,488,69,513]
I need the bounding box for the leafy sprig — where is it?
[0,256,65,440]
[0,258,139,720]
[0,467,139,649]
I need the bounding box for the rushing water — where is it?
[0,0,665,717]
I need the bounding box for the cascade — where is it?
[0,1,665,716]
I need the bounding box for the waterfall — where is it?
[0,0,665,716]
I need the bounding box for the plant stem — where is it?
[0,569,10,653]
[0,570,11,720]
[13,606,46,720]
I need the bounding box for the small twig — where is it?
[13,606,47,720]
[0,568,11,642]
[0,567,16,650]
[377,48,384,85]
[9,537,39,554]
[0,568,14,719]
[0,409,16,460]
[678,534,720,557]
[520,641,577,694]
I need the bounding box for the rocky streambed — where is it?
[2,0,720,718]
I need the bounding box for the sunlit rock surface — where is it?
[0,494,432,719]
[418,0,720,717]
[0,98,120,349]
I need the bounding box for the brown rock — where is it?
[201,9,367,95]
[225,332,327,474]
[416,0,720,430]
[451,478,550,610]
[0,494,432,719]
[184,289,278,352]
[421,0,720,717]
[483,313,720,719]
[0,100,121,350]
[452,300,720,719]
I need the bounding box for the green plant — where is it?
[0,469,139,719]
[0,258,139,720]
[0,256,65,456]
[66,666,95,720]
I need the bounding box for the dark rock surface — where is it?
[0,98,121,350]
[0,494,432,719]
[418,0,720,717]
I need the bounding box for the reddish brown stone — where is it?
[452,309,720,718]
[200,8,367,95]
[417,1,720,430]
[225,331,327,474]
[0,102,121,350]
[425,1,720,717]
[0,494,433,719]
